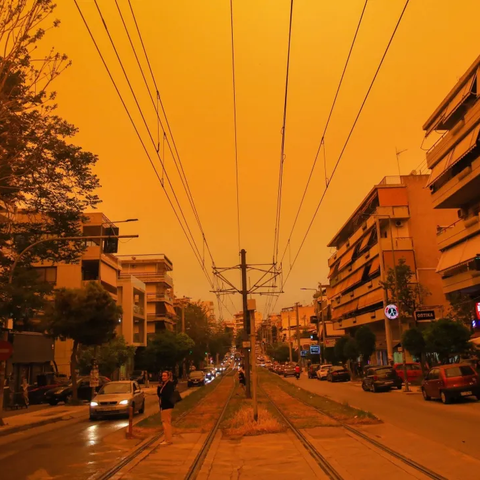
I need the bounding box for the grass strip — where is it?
[260,369,379,425]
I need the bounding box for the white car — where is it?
[316,364,333,380]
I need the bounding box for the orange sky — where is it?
[47,0,480,317]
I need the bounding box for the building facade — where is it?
[423,56,480,317]
[118,255,176,339]
[327,175,457,364]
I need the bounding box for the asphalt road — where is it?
[0,393,160,480]
[285,374,480,460]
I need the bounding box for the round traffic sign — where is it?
[385,304,399,320]
[0,341,13,361]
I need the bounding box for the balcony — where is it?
[375,205,410,219]
[147,293,174,304]
[380,236,413,251]
[437,216,480,250]
[133,304,145,317]
[119,271,173,286]
[442,269,480,294]
[431,154,480,209]
[147,314,175,324]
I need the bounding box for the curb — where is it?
[0,408,87,437]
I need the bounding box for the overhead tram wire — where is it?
[73,0,214,291]
[272,0,295,265]
[278,0,369,267]
[268,0,410,316]
[229,0,242,253]
[123,0,218,270]
[91,0,208,274]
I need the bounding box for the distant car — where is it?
[45,376,110,405]
[203,368,216,382]
[188,370,205,387]
[308,364,320,379]
[393,363,422,383]
[362,366,401,392]
[327,366,350,382]
[274,364,284,375]
[283,363,296,377]
[422,364,480,404]
[316,364,333,380]
[90,381,145,420]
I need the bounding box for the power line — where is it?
[272,0,295,264]
[268,0,410,315]
[229,0,242,253]
[279,0,369,265]
[124,0,218,269]
[73,0,215,291]
[92,0,209,273]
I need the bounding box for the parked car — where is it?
[90,381,145,420]
[308,364,320,379]
[422,364,480,404]
[316,364,333,380]
[45,376,110,405]
[283,363,297,377]
[274,364,285,375]
[393,363,422,383]
[362,366,401,392]
[327,366,351,382]
[188,370,206,387]
[28,373,69,405]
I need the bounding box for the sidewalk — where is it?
[0,404,88,437]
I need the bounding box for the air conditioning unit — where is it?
[458,208,468,219]
[394,220,403,227]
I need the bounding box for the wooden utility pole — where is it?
[240,249,251,398]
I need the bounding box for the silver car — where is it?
[89,381,145,420]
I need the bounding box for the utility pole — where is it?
[240,249,251,398]
[181,299,187,380]
[295,303,301,365]
[249,304,258,421]
[287,314,293,362]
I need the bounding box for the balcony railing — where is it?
[133,305,145,316]
[119,271,173,285]
[147,293,173,303]
[147,314,175,324]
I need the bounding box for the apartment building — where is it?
[118,255,176,339]
[423,56,480,315]
[327,175,456,364]
[280,304,315,342]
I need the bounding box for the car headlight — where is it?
[90,401,98,407]
[119,399,129,405]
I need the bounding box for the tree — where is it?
[267,343,290,363]
[45,283,121,401]
[447,292,476,327]
[355,326,376,365]
[424,318,471,364]
[334,336,349,364]
[78,336,135,378]
[0,0,100,328]
[343,337,359,364]
[402,327,426,375]
[138,331,194,375]
[381,258,429,319]
[209,324,233,362]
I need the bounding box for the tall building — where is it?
[327,175,457,364]
[119,255,176,339]
[423,56,480,314]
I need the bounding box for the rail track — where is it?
[260,379,447,480]
[93,370,235,480]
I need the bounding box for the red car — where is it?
[393,362,422,383]
[422,364,480,404]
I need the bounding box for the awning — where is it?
[357,288,384,310]
[441,73,476,126]
[359,230,372,252]
[331,298,359,320]
[338,247,355,271]
[427,124,480,187]
[436,236,480,273]
[328,267,364,298]
[165,304,177,316]
[369,256,380,275]
[328,262,339,279]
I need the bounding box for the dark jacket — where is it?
[157,380,175,410]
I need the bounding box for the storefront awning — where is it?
[436,236,480,273]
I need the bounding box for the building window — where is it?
[82,260,100,281]
[35,267,57,284]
